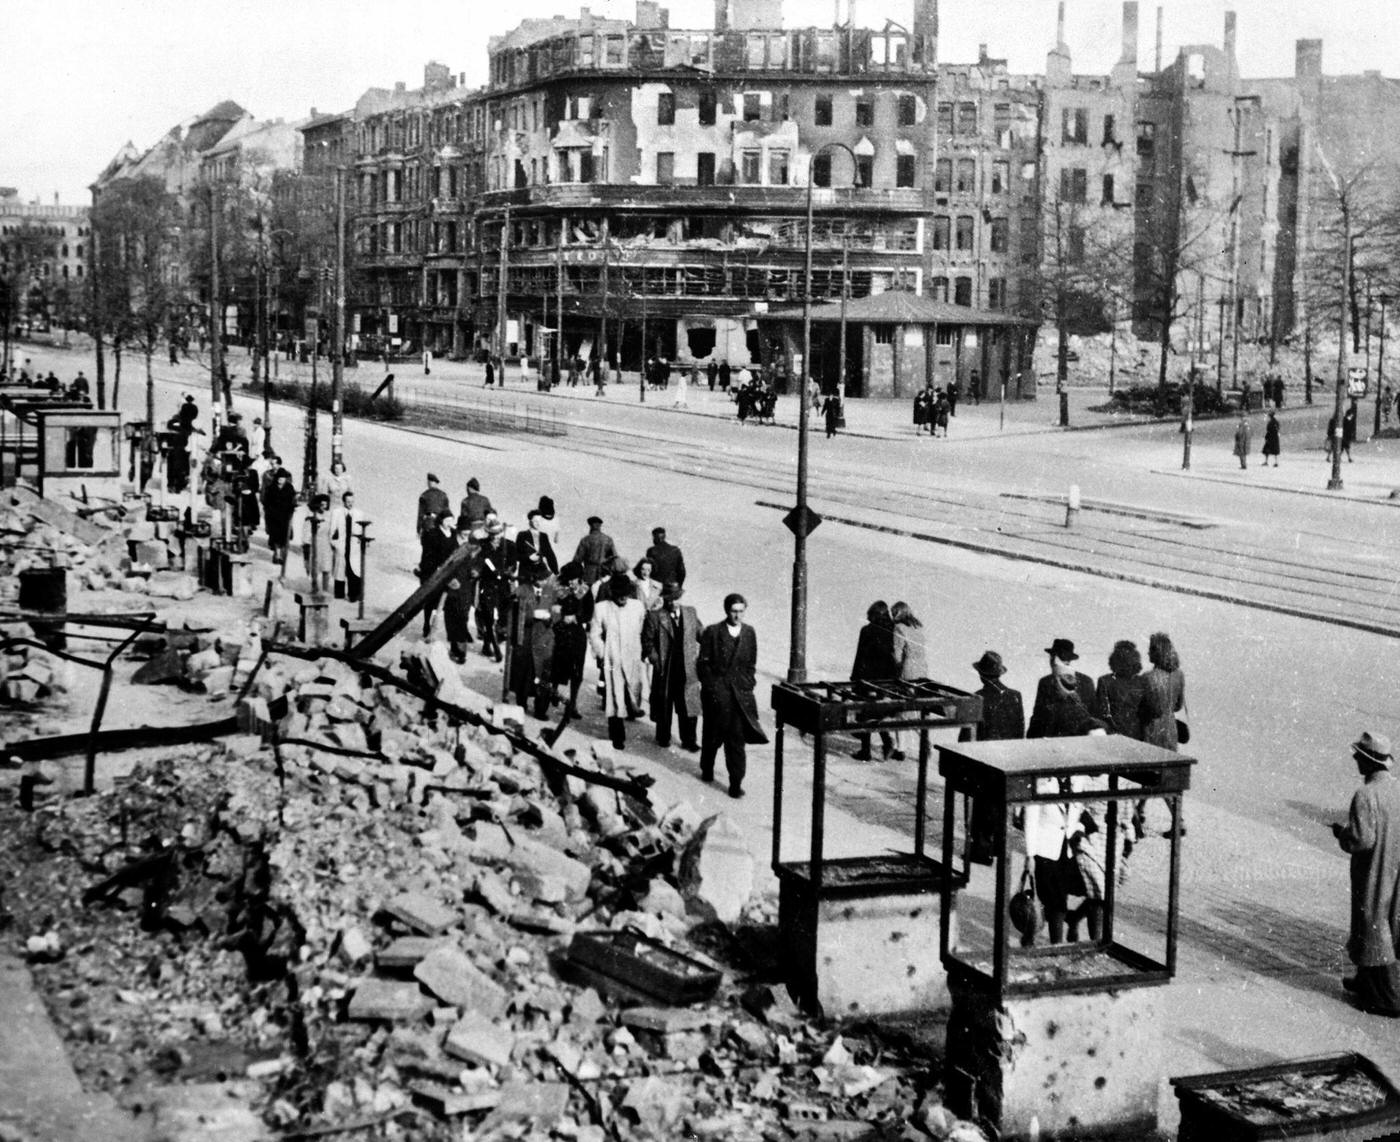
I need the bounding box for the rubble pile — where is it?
[130,620,263,695]
[0,644,990,1141]
[0,495,199,603]
[0,639,69,704]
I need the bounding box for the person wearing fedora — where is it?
[1333,731,1400,1017]
[964,651,1026,742]
[473,518,516,661]
[550,563,594,717]
[697,593,768,797]
[1027,638,1096,739]
[642,582,702,751]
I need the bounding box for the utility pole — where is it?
[1224,100,1255,393]
[496,205,510,365]
[1329,225,1352,491]
[555,228,564,379]
[598,218,610,380]
[91,212,105,409]
[209,184,224,430]
[837,236,849,408]
[331,167,346,468]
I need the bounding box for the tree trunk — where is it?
[112,339,123,410]
[1157,293,1173,390]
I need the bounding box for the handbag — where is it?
[1176,702,1191,745]
[1008,862,1041,940]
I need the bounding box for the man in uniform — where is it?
[572,516,618,586]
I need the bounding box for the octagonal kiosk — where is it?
[770,678,982,1018]
[936,736,1193,1141]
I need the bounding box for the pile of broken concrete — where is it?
[1,637,991,1141]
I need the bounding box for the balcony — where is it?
[479,183,930,214]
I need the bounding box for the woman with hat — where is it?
[551,563,594,718]
[591,571,647,749]
[1332,731,1400,1016]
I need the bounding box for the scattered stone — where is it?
[678,814,755,925]
[346,978,430,1023]
[382,892,456,936]
[443,1010,516,1069]
[413,946,508,1016]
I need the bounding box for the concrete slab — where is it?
[0,954,144,1142]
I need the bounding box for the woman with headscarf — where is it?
[591,571,647,749]
[851,600,899,760]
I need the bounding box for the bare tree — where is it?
[0,224,55,374]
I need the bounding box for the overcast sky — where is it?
[4,0,1395,205]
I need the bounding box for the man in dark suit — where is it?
[696,592,767,798]
[473,519,516,661]
[515,509,559,585]
[965,650,1026,741]
[1027,638,1097,739]
[645,526,686,588]
[642,582,701,750]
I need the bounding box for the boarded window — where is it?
[896,154,916,187]
[1059,167,1087,203]
[897,94,917,126]
[697,152,716,186]
[937,102,954,134]
[815,93,832,126]
[954,276,973,306]
[957,102,978,135]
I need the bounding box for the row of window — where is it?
[0,224,86,237]
[930,215,1011,254]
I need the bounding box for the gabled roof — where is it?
[762,291,1037,326]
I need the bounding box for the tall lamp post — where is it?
[789,141,858,684]
[1377,292,1390,436]
[330,166,346,469]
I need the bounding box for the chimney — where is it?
[1296,38,1322,80]
[1121,1,1138,65]
[1223,10,1236,62]
[1155,6,1163,71]
[913,0,938,51]
[714,0,728,32]
[1056,0,1066,47]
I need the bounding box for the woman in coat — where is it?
[262,469,298,568]
[633,557,662,613]
[591,572,646,749]
[890,601,926,760]
[1262,410,1281,466]
[1094,640,1149,740]
[1141,631,1185,751]
[851,600,899,760]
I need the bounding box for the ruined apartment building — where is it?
[474,0,1046,391]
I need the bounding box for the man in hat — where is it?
[515,509,559,585]
[458,477,495,532]
[965,651,1026,741]
[645,527,686,588]
[1027,638,1096,739]
[572,516,618,586]
[642,582,701,751]
[1333,731,1400,1016]
[473,517,516,661]
[417,473,449,537]
[697,593,767,798]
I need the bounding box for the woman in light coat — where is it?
[591,572,647,749]
[891,601,927,759]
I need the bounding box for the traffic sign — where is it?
[783,504,822,536]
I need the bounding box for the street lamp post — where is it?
[1377,293,1390,436]
[331,167,346,469]
[789,142,857,684]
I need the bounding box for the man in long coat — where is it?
[515,509,559,585]
[1333,731,1400,1016]
[1027,638,1096,739]
[573,516,618,586]
[965,650,1026,741]
[642,582,701,751]
[473,520,516,661]
[509,575,559,718]
[418,511,456,638]
[697,592,767,798]
[645,526,686,587]
[590,573,646,749]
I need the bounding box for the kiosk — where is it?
[937,735,1194,1140]
[770,678,982,1017]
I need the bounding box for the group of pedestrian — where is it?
[845,625,1184,949]
[734,374,775,424]
[912,383,954,437]
[412,476,763,797]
